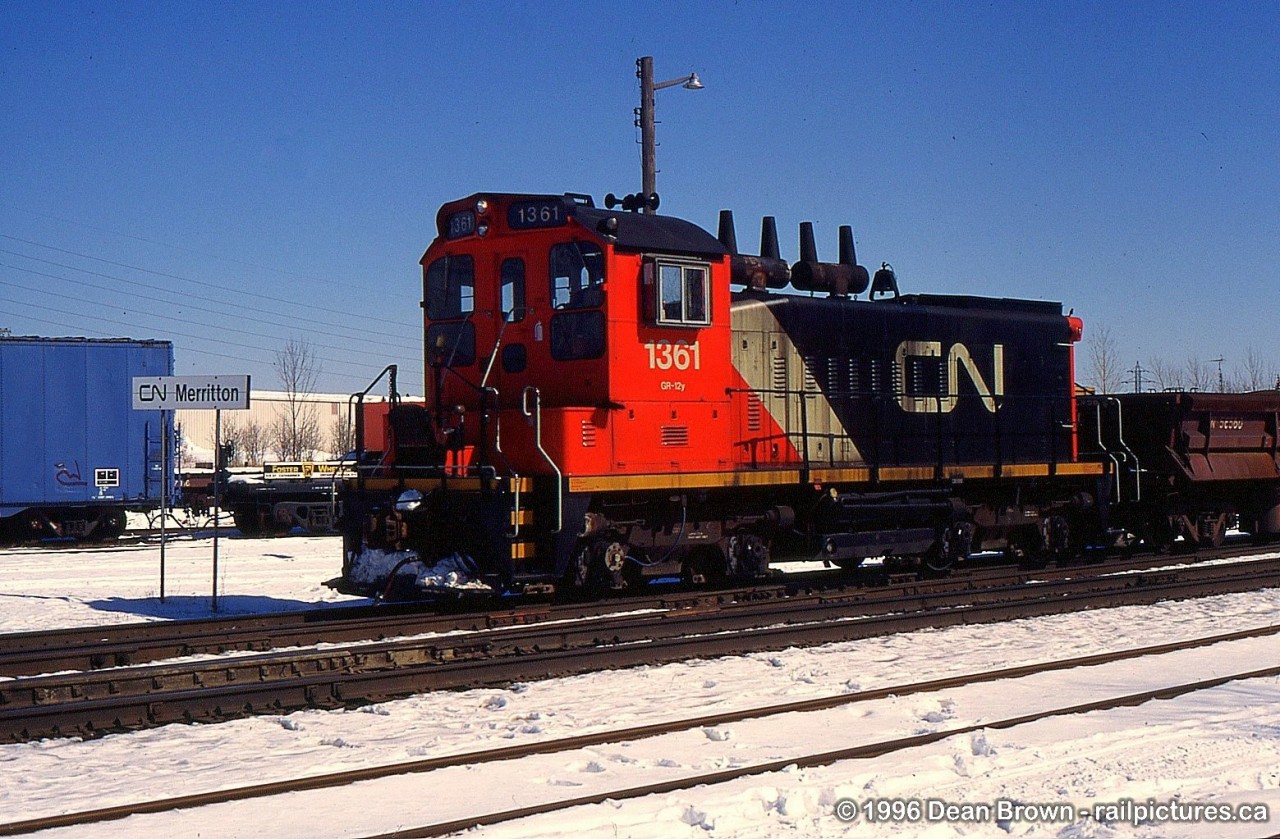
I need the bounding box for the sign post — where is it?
[160,409,168,601]
[133,375,251,612]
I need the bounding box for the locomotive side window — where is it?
[425,255,475,320]
[500,258,526,322]
[654,261,710,327]
[550,242,604,310]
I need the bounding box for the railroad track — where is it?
[373,662,1280,839]
[0,543,1268,677]
[2,622,1275,837]
[2,553,1279,743]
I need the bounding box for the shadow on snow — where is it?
[85,594,365,620]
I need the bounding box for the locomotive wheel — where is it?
[921,546,954,576]
[923,521,973,576]
[569,541,595,590]
[726,533,770,578]
[600,541,634,591]
[569,539,635,595]
[1004,531,1047,570]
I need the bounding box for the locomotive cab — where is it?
[341,193,740,596]
[419,193,736,471]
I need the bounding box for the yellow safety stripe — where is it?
[354,476,533,493]
[568,470,802,493]
[569,461,1106,493]
[357,463,1105,497]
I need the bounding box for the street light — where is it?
[636,56,704,214]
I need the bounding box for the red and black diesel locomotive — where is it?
[335,191,1280,598]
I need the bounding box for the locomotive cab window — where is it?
[550,242,604,310]
[649,260,710,327]
[500,258,526,322]
[424,255,475,320]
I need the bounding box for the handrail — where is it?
[522,385,563,534]
[480,306,530,391]
[1104,396,1141,503]
[1092,400,1124,501]
[482,385,523,537]
[348,364,398,493]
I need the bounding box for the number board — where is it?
[508,199,568,231]
[445,210,477,239]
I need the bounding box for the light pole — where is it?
[636,56,703,214]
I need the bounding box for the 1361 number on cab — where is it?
[645,340,701,371]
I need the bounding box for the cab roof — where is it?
[433,192,727,260]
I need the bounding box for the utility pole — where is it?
[635,56,703,214]
[638,56,656,210]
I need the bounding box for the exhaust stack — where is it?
[789,222,870,297]
[721,211,790,291]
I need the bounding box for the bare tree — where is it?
[1239,345,1269,392]
[1184,355,1210,392]
[218,415,270,465]
[270,337,325,461]
[1145,356,1183,392]
[1087,324,1122,394]
[330,415,355,458]
[239,419,270,465]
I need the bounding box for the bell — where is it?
[871,262,899,300]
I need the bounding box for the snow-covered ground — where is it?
[0,534,1277,838]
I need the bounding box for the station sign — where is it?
[132,374,251,410]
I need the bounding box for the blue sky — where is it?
[2,1,1276,394]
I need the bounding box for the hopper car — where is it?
[1080,391,1280,550]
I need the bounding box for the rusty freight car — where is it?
[1081,390,1280,549]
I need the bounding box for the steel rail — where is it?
[2,623,1275,836]
[0,542,1271,677]
[1,623,1275,837]
[366,663,1280,839]
[0,558,1278,742]
[5,555,1278,713]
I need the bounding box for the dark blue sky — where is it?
[2,2,1276,393]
